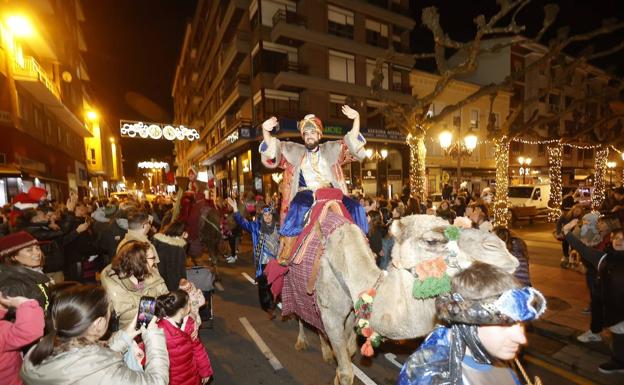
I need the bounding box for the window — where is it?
[491,112,500,130]
[392,26,405,52]
[260,0,295,27]
[329,94,346,118]
[452,110,461,128]
[328,5,353,39]
[90,148,96,164]
[470,109,479,129]
[329,50,355,84]
[366,59,388,89]
[365,19,388,48]
[263,89,299,117]
[366,100,385,130]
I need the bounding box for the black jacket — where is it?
[566,232,624,326]
[153,233,188,291]
[61,214,98,264]
[24,222,64,273]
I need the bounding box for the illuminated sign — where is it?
[120,120,199,141]
[138,161,168,169]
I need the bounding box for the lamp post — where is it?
[439,128,478,187]
[518,157,532,184]
[607,161,617,187]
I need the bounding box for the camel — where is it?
[292,214,518,385]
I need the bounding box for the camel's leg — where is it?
[320,311,354,385]
[344,311,357,358]
[295,319,309,351]
[319,333,334,364]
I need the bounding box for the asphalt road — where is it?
[197,236,587,385]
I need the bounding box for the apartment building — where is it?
[172,0,416,198]
[0,0,121,204]
[456,37,620,187]
[410,70,512,195]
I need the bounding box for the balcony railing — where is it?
[272,9,306,27]
[12,56,61,100]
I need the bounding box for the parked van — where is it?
[507,184,551,213]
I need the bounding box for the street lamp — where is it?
[518,157,532,184]
[439,130,478,186]
[365,147,388,196]
[5,15,34,37]
[607,161,617,186]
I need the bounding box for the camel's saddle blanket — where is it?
[281,211,352,333]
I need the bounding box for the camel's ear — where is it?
[390,218,404,238]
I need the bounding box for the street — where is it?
[197,226,606,385]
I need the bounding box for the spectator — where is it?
[98,204,131,264]
[61,200,98,282]
[153,221,188,291]
[0,231,52,287]
[366,210,386,267]
[435,200,456,224]
[156,290,213,385]
[405,197,422,216]
[555,204,585,268]
[21,284,170,384]
[611,187,624,224]
[398,262,545,385]
[466,202,492,232]
[453,195,467,218]
[117,210,158,261]
[562,190,576,211]
[22,209,64,282]
[0,265,47,385]
[564,224,624,374]
[101,241,168,330]
[493,227,531,286]
[442,183,453,201]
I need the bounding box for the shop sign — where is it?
[120,120,199,141]
[362,169,377,180]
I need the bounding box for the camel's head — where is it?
[389,215,518,277]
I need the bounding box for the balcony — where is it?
[201,76,251,140]
[12,56,91,137]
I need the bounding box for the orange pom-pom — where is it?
[360,340,374,357]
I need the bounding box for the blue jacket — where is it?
[233,212,279,277]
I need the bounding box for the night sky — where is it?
[81,1,622,178]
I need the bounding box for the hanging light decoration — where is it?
[492,136,510,228]
[407,133,426,200]
[547,143,563,222]
[592,147,609,212]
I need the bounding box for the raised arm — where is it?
[341,105,367,161]
[258,116,283,169]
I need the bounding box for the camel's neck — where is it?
[334,233,383,304]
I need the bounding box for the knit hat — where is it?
[0,231,47,259]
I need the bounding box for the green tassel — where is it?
[412,274,452,299]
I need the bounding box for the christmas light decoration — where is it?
[492,137,510,228]
[592,147,609,212]
[547,143,563,222]
[407,133,426,200]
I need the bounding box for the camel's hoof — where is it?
[295,339,309,351]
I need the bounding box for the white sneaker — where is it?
[226,255,238,264]
[577,330,602,343]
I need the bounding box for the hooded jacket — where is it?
[153,233,187,291]
[100,264,168,330]
[157,317,212,385]
[20,329,169,385]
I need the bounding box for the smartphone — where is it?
[135,296,157,330]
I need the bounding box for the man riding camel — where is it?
[258,105,368,240]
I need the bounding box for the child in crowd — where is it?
[156,290,213,385]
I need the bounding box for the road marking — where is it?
[524,354,596,385]
[239,317,283,371]
[241,272,257,285]
[214,281,224,292]
[351,364,377,385]
[384,353,403,369]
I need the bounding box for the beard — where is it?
[305,139,320,150]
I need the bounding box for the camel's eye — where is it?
[426,239,440,246]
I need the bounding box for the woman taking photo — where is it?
[20,284,170,384]
[101,241,168,330]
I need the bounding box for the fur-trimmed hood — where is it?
[153,233,187,247]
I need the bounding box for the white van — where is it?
[507,184,551,212]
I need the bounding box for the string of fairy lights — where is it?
[492,137,510,228]
[592,148,609,212]
[547,144,563,222]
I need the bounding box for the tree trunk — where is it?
[547,143,563,222]
[492,137,510,228]
[407,134,426,200]
[592,147,608,212]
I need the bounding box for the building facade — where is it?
[172,0,416,199]
[456,37,621,188]
[0,0,122,205]
[410,70,511,195]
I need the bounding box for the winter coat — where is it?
[20,328,169,385]
[153,233,187,291]
[367,225,386,258]
[116,230,160,263]
[0,300,44,385]
[100,264,168,330]
[24,222,64,273]
[566,232,624,326]
[61,214,98,264]
[157,317,212,385]
[98,220,127,261]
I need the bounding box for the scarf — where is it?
[448,324,492,385]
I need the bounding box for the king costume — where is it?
[258,112,368,237]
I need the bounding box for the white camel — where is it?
[292,214,518,385]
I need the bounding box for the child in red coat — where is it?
[156,290,213,385]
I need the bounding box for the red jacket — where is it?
[157,316,213,385]
[0,300,45,385]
